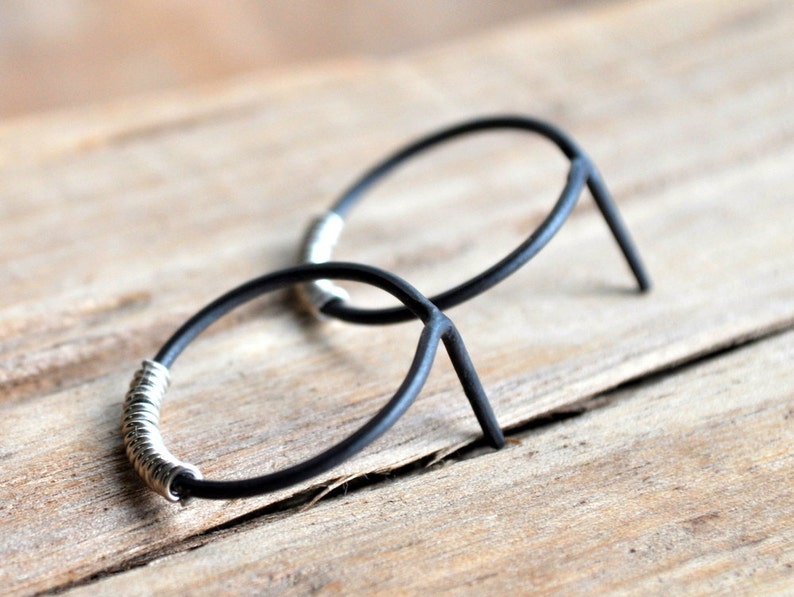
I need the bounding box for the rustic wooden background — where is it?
[1,0,793,594]
[0,0,585,118]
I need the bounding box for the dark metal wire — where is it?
[124,262,504,501]
[298,114,651,325]
[123,114,653,503]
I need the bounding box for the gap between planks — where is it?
[59,326,794,595]
[47,324,793,595]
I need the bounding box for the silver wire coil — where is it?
[121,359,202,502]
[296,211,350,316]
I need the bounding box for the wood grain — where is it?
[66,330,794,595]
[0,0,792,594]
[0,1,585,118]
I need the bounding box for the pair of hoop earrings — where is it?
[122,115,651,503]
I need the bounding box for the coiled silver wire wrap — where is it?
[296,211,350,316]
[121,360,202,502]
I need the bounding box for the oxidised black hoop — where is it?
[298,114,651,325]
[121,262,504,502]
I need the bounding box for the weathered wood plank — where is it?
[0,59,375,168]
[65,330,794,595]
[0,1,587,118]
[1,0,793,594]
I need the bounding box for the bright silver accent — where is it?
[297,211,350,316]
[121,360,202,502]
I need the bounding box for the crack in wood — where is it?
[40,321,793,596]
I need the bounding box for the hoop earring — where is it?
[122,262,504,502]
[298,114,651,325]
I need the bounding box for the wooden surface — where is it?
[1,0,793,594]
[0,0,585,118]
[70,331,794,596]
